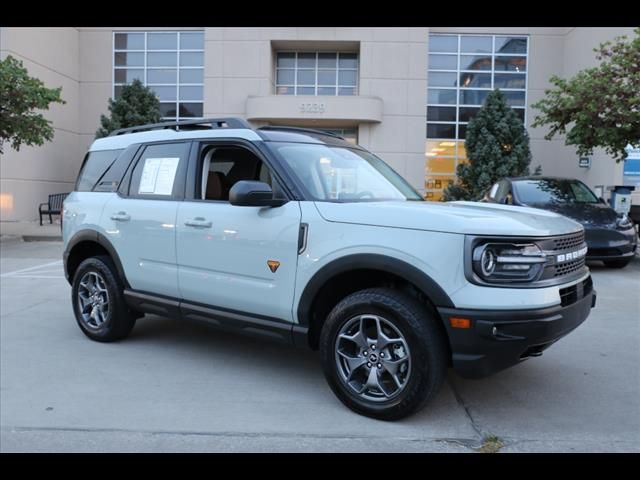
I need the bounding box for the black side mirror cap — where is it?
[229,180,287,207]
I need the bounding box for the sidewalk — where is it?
[0,220,62,242]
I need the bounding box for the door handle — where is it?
[110,212,131,222]
[184,218,212,228]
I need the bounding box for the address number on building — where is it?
[300,103,326,114]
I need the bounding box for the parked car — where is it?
[482,176,638,268]
[63,119,596,420]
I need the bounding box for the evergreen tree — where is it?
[95,79,162,138]
[443,89,531,201]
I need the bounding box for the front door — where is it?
[175,143,301,322]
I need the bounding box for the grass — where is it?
[477,435,504,453]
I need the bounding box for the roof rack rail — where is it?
[258,126,345,140]
[108,117,253,136]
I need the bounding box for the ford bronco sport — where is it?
[63,118,596,420]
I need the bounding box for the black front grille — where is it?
[554,257,586,277]
[551,231,585,252]
[559,276,593,307]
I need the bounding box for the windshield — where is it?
[268,142,422,202]
[514,179,599,205]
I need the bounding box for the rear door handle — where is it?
[184,218,212,228]
[110,212,131,222]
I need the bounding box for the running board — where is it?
[123,289,308,346]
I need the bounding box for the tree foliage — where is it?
[443,89,532,201]
[532,27,640,162]
[0,55,65,154]
[96,79,162,138]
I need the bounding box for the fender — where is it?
[296,253,455,326]
[63,229,130,288]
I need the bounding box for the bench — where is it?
[38,193,69,226]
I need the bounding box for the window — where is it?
[200,146,276,202]
[269,143,422,202]
[514,179,599,205]
[315,127,359,145]
[275,52,359,96]
[76,150,124,192]
[426,34,528,201]
[113,31,204,121]
[129,143,189,198]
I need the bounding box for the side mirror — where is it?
[599,197,607,204]
[229,181,287,207]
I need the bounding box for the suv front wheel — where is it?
[320,288,448,420]
[71,256,136,342]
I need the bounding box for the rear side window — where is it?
[76,149,124,191]
[128,142,190,199]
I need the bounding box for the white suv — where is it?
[63,118,596,420]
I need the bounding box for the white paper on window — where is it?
[138,157,180,195]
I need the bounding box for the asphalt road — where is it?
[1,238,638,452]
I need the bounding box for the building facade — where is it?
[0,27,633,221]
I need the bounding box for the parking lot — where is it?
[1,238,638,452]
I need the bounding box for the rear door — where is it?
[102,141,191,298]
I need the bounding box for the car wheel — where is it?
[603,258,632,268]
[319,288,448,421]
[71,255,136,342]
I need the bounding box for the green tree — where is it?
[96,79,162,138]
[0,55,65,154]
[443,89,531,201]
[532,28,640,162]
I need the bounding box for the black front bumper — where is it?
[437,281,596,379]
[585,227,637,261]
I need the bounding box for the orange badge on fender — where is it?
[267,260,280,273]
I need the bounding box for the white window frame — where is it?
[112,31,205,121]
[425,33,530,198]
[275,51,359,96]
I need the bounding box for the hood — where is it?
[314,200,583,237]
[523,202,617,229]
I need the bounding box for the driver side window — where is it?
[199,145,275,202]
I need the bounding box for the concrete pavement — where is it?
[1,238,638,452]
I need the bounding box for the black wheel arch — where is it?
[64,229,130,288]
[297,254,455,349]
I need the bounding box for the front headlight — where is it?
[472,242,547,283]
[616,214,633,230]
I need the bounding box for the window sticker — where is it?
[138,157,180,195]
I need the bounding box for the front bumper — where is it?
[585,227,637,261]
[437,278,596,378]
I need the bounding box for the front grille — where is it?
[554,256,586,277]
[551,231,585,252]
[559,276,593,307]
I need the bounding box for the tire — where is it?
[603,258,632,268]
[71,255,136,342]
[319,288,448,421]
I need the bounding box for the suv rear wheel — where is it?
[71,255,136,342]
[319,288,448,420]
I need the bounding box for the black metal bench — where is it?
[39,193,69,226]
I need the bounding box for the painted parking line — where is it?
[8,275,66,279]
[0,260,63,278]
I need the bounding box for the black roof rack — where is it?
[258,126,345,140]
[108,117,253,136]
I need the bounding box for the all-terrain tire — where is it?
[319,288,448,420]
